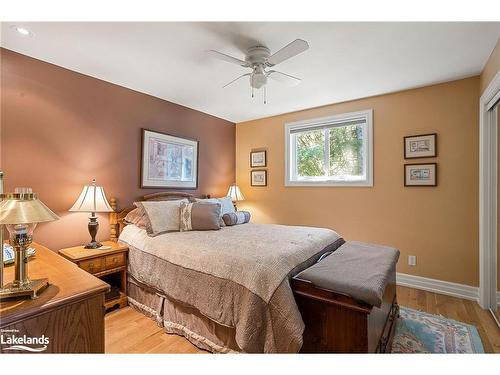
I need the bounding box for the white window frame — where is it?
[285,109,373,187]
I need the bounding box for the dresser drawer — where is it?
[105,253,125,270]
[79,258,105,274]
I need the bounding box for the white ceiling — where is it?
[1,22,499,123]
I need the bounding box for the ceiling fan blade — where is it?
[267,70,302,86]
[208,50,249,67]
[266,39,309,67]
[222,73,251,88]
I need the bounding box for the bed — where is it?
[109,192,397,353]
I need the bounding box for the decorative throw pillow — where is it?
[134,199,188,237]
[222,211,251,226]
[217,196,236,215]
[195,197,236,226]
[124,207,147,230]
[179,202,222,232]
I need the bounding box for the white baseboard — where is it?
[396,273,479,302]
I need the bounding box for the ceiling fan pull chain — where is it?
[252,74,254,98]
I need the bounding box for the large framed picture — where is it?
[141,129,198,189]
[404,163,437,187]
[250,150,267,167]
[251,170,267,187]
[404,133,437,159]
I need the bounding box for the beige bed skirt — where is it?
[127,279,240,353]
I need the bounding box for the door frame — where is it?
[479,71,500,309]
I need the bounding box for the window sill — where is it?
[285,180,373,187]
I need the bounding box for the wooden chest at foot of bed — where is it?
[292,272,398,353]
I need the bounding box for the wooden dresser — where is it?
[0,243,109,353]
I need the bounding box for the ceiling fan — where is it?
[208,39,309,103]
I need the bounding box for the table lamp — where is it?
[227,183,245,210]
[69,179,113,249]
[0,186,59,300]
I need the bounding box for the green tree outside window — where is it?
[295,124,364,178]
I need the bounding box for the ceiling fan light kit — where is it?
[209,39,309,103]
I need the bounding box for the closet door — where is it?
[497,106,500,320]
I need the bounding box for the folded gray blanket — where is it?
[294,241,399,307]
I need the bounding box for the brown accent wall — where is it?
[236,77,479,287]
[0,48,235,250]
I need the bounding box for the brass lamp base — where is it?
[0,278,49,301]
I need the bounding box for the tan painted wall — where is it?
[480,38,499,94]
[236,77,479,287]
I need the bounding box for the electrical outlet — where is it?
[408,255,417,266]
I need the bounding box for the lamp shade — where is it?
[69,179,113,213]
[227,184,245,201]
[0,193,59,225]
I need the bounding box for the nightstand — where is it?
[59,241,128,312]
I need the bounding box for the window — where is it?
[285,110,373,187]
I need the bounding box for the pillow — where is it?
[217,196,236,215]
[179,202,221,232]
[134,199,188,237]
[222,211,251,226]
[195,197,236,226]
[124,207,147,230]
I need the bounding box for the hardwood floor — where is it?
[105,306,205,353]
[105,286,500,353]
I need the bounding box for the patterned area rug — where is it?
[391,307,484,353]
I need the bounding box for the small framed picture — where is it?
[251,170,267,186]
[404,133,437,159]
[404,163,437,187]
[250,150,267,167]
